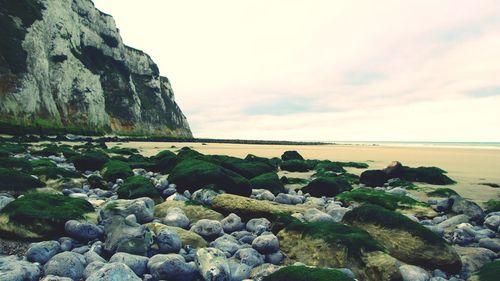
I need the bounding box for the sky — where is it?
[92,0,500,142]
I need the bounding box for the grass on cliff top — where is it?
[477,260,500,281]
[343,204,445,244]
[484,200,500,213]
[1,192,94,227]
[336,188,424,211]
[263,266,354,281]
[427,188,459,198]
[286,219,384,258]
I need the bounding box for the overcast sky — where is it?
[93,0,500,142]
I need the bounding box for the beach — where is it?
[109,141,500,205]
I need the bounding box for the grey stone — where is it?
[304,208,333,222]
[190,219,224,240]
[0,195,14,211]
[44,252,86,280]
[156,228,182,253]
[26,241,61,264]
[103,216,153,256]
[210,235,241,257]
[437,214,470,229]
[265,251,284,265]
[450,195,485,222]
[252,233,279,254]
[0,255,42,281]
[484,215,500,231]
[40,275,73,281]
[109,252,149,276]
[234,248,264,267]
[84,250,106,264]
[99,197,155,223]
[195,248,231,281]
[163,207,190,229]
[221,213,245,233]
[227,259,252,281]
[86,262,141,281]
[192,189,220,205]
[399,264,430,281]
[326,205,350,222]
[147,254,196,281]
[252,189,275,201]
[246,218,271,234]
[83,261,106,279]
[478,238,500,252]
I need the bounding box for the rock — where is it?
[234,248,265,268]
[190,219,224,240]
[146,222,208,248]
[387,187,407,196]
[274,193,302,205]
[65,220,103,241]
[450,195,485,222]
[109,253,149,276]
[250,263,281,280]
[103,216,153,256]
[192,188,221,205]
[453,246,496,279]
[484,215,500,231]
[83,261,106,279]
[162,207,190,229]
[232,230,257,245]
[478,238,500,252]
[0,195,14,211]
[125,214,137,224]
[156,227,182,253]
[301,177,352,197]
[84,250,106,264]
[227,259,252,281]
[147,254,196,281]
[210,235,241,257]
[252,189,276,201]
[265,251,284,264]
[326,205,350,222]
[399,264,431,281]
[155,200,224,222]
[246,218,271,234]
[362,251,402,281]
[0,255,42,281]
[211,194,309,221]
[26,241,61,264]
[195,248,231,281]
[40,275,73,281]
[221,213,245,233]
[252,233,279,254]
[281,151,304,161]
[425,225,445,237]
[304,208,333,222]
[44,252,86,280]
[86,262,141,281]
[360,170,388,187]
[0,0,191,136]
[437,214,471,229]
[435,199,452,212]
[100,197,155,224]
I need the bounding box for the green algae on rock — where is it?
[263,266,354,281]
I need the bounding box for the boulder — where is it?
[26,241,61,264]
[40,276,73,281]
[360,170,388,187]
[399,264,430,281]
[478,238,500,252]
[100,197,154,224]
[281,151,304,161]
[484,215,500,231]
[450,195,485,222]
[65,220,103,241]
[86,262,141,281]
[109,253,149,276]
[437,214,470,229]
[0,255,42,281]
[234,248,265,268]
[221,213,245,233]
[195,248,231,281]
[44,252,86,280]
[210,234,241,257]
[301,177,352,197]
[252,233,280,254]
[227,259,252,281]
[304,208,334,223]
[147,254,196,281]
[103,216,153,256]
[453,246,496,279]
[246,218,271,234]
[190,219,224,240]
[156,227,182,253]
[146,222,207,248]
[155,200,224,222]
[249,172,285,195]
[162,207,190,229]
[83,261,106,279]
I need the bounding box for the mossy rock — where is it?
[391,166,455,185]
[0,157,32,172]
[0,168,45,193]
[87,174,108,189]
[336,188,424,211]
[211,194,308,221]
[145,222,207,248]
[250,172,285,195]
[210,155,276,179]
[263,266,354,281]
[168,159,252,197]
[388,179,416,190]
[154,200,224,222]
[338,162,369,169]
[0,192,94,240]
[32,167,81,180]
[101,160,133,182]
[0,143,27,154]
[314,161,346,173]
[30,158,57,168]
[245,154,278,168]
[484,199,500,213]
[281,176,309,185]
[69,151,109,171]
[151,150,177,172]
[31,144,77,158]
[125,154,157,170]
[105,146,139,155]
[474,260,500,281]
[280,160,310,172]
[360,170,388,187]
[301,177,352,197]
[427,188,459,198]
[343,204,461,273]
[281,151,305,161]
[117,176,160,200]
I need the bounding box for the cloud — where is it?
[92,0,500,141]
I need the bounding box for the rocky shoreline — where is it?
[0,139,499,281]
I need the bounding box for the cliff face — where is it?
[0,0,192,137]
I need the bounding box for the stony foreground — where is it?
[0,139,499,281]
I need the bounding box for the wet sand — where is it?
[108,142,500,204]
